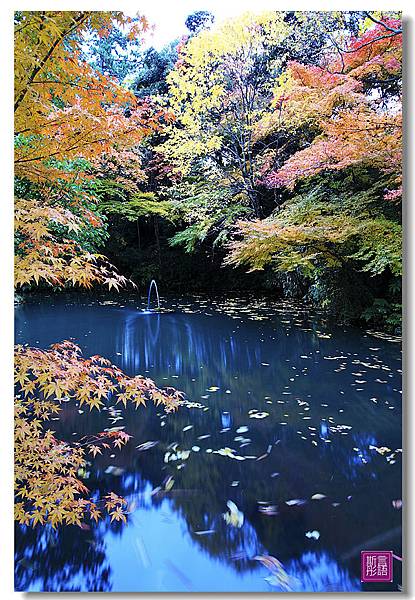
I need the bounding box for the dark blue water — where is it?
[15,295,402,592]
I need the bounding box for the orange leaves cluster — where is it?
[15,340,184,413]
[332,18,402,80]
[266,109,402,191]
[15,341,183,528]
[14,11,155,183]
[14,12,168,291]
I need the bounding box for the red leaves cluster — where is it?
[259,18,402,199]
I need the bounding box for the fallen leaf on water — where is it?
[223,500,244,528]
[249,411,269,419]
[305,530,320,540]
[256,453,269,461]
[104,466,125,476]
[285,499,306,506]
[253,555,294,591]
[164,476,175,491]
[236,426,249,434]
[369,445,391,455]
[214,447,246,460]
[258,504,279,515]
[136,441,159,451]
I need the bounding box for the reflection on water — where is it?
[15,295,402,592]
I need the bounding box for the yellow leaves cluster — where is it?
[163,12,289,174]
[14,12,169,292]
[225,215,353,273]
[14,197,131,290]
[14,341,184,528]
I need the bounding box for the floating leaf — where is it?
[305,530,320,540]
[236,426,249,434]
[285,499,306,506]
[254,555,294,591]
[223,500,244,528]
[104,466,125,476]
[136,440,159,451]
[249,411,269,419]
[164,476,175,491]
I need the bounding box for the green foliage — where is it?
[82,25,142,82]
[94,180,174,222]
[128,43,178,98]
[185,11,214,34]
[361,298,402,329]
[165,167,252,251]
[228,181,401,275]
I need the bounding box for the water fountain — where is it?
[146,279,160,312]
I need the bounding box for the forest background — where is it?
[11,6,404,331]
[1,2,414,596]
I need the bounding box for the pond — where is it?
[15,294,402,592]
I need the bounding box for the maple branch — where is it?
[14,11,91,113]
[31,79,104,92]
[336,33,402,56]
[363,12,403,35]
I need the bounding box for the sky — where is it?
[129,0,291,49]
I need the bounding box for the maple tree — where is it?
[161,11,290,219]
[15,341,183,528]
[14,11,168,291]
[13,12,184,529]
[257,19,402,198]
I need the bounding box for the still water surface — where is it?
[15,295,402,592]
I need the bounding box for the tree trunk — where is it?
[136,220,141,251]
[153,217,161,266]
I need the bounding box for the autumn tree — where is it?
[161,12,291,221]
[15,341,183,528]
[14,11,184,528]
[227,13,402,325]
[13,11,170,290]
[159,11,364,252]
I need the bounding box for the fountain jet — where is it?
[147,279,160,311]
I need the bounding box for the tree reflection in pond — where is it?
[15,295,402,592]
